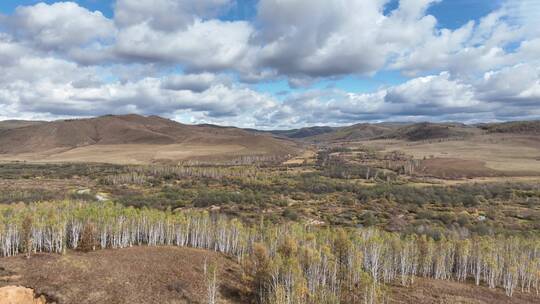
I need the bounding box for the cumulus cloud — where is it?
[253,0,391,77]
[0,40,277,127]
[114,19,253,71]
[477,64,540,104]
[114,0,232,30]
[266,68,540,127]
[4,2,114,50]
[0,0,539,127]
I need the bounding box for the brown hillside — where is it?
[0,115,300,164]
[302,123,399,142]
[380,122,478,141]
[480,121,540,134]
[0,120,44,131]
[0,115,295,153]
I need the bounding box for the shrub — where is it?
[79,222,97,252]
[282,208,299,221]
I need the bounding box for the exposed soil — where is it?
[0,247,246,304]
[388,277,539,304]
[418,158,502,179]
[0,286,46,304]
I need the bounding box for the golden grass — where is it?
[364,134,540,174]
[0,144,253,165]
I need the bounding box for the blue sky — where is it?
[0,0,538,128]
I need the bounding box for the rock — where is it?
[76,189,91,195]
[0,286,47,304]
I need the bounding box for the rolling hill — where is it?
[479,121,540,134]
[305,123,399,142]
[261,123,402,143]
[266,122,486,143]
[269,126,336,139]
[379,122,479,141]
[0,114,300,164]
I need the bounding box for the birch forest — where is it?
[0,200,538,303]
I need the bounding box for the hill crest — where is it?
[0,114,299,158]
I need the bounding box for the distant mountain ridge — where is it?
[0,114,298,155]
[1,116,539,153]
[378,122,479,141]
[479,121,540,135]
[259,120,539,143]
[269,126,336,139]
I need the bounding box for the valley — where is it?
[0,116,539,304]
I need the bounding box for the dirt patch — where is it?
[417,158,502,179]
[388,277,538,304]
[0,286,47,304]
[0,247,246,304]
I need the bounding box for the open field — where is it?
[0,144,260,165]
[354,134,540,178]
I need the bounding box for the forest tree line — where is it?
[0,201,539,303]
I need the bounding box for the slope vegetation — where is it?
[379,122,478,141]
[480,121,540,134]
[269,122,478,143]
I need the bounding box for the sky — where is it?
[0,0,539,129]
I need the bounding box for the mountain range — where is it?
[0,114,538,164]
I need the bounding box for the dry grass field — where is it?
[0,144,257,164]
[361,134,540,177]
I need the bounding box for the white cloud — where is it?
[0,45,278,127]
[161,73,232,92]
[478,64,540,104]
[385,72,477,108]
[114,19,253,71]
[253,0,391,77]
[114,0,232,30]
[5,2,114,49]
